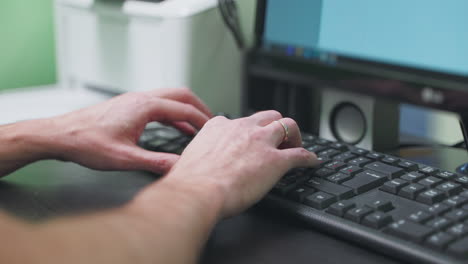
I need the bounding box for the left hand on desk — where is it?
[51,88,212,174]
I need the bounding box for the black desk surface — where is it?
[0,160,402,264]
[9,144,468,263]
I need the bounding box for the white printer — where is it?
[55,0,243,116]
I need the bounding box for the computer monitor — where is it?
[251,0,468,115]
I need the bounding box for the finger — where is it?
[168,121,197,135]
[245,110,283,126]
[262,117,302,148]
[145,98,210,130]
[278,147,319,169]
[148,88,213,118]
[126,147,180,174]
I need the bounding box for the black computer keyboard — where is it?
[139,123,468,264]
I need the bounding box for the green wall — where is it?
[0,0,255,92]
[0,0,56,91]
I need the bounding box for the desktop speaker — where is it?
[319,89,399,151]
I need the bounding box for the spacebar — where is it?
[306,178,354,199]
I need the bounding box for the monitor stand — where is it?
[390,113,468,176]
[392,146,468,175]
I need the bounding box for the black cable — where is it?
[218,0,245,50]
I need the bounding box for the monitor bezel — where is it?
[252,0,468,114]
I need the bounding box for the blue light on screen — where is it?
[264,0,468,76]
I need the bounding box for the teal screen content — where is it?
[264,0,468,76]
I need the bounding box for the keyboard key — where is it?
[444,209,468,222]
[455,176,468,187]
[408,211,433,223]
[306,178,354,199]
[381,156,399,165]
[365,162,404,178]
[398,161,418,171]
[301,134,316,147]
[272,170,310,194]
[416,189,446,205]
[418,176,443,188]
[444,195,468,208]
[425,232,455,250]
[436,182,462,196]
[325,161,347,171]
[344,207,374,223]
[272,177,306,196]
[366,152,384,160]
[384,219,434,242]
[339,165,363,176]
[288,186,316,202]
[348,157,372,167]
[427,203,451,216]
[419,166,439,175]
[350,147,368,156]
[285,168,309,178]
[315,138,331,145]
[304,192,337,209]
[398,183,426,200]
[426,217,452,230]
[329,142,348,151]
[362,212,393,229]
[327,173,353,184]
[343,171,387,194]
[312,168,335,178]
[447,236,468,258]
[380,179,409,194]
[447,223,468,237]
[436,171,457,180]
[459,190,468,198]
[367,200,393,212]
[159,142,184,153]
[307,145,327,153]
[401,172,425,183]
[333,152,356,162]
[326,200,356,217]
[317,149,341,158]
[301,134,316,141]
[316,157,330,166]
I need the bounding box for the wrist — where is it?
[123,177,224,262]
[0,118,64,161]
[130,177,224,223]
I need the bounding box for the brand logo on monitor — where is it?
[421,87,444,104]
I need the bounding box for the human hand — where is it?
[160,111,319,218]
[51,88,212,174]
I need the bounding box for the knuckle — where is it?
[182,103,197,114]
[265,149,283,164]
[128,92,150,106]
[152,158,174,173]
[267,110,283,119]
[283,117,297,126]
[269,148,282,160]
[297,149,316,164]
[250,128,264,141]
[178,87,194,98]
[178,87,191,93]
[207,115,227,125]
[298,148,313,158]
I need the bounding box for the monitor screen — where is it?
[260,0,468,90]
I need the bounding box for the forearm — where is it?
[0,119,63,176]
[0,178,222,264]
